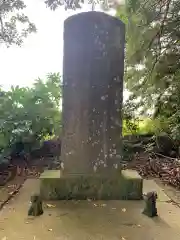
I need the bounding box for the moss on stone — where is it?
[39,169,143,200]
[121,170,143,200]
[28,194,43,216]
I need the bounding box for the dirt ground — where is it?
[0,179,180,239]
[0,176,26,210]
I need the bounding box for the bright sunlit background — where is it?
[0,0,115,89]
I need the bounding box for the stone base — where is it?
[39,169,143,200]
[121,170,143,200]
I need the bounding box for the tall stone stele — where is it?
[62,11,125,173]
[40,12,141,200]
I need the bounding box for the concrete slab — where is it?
[0,179,180,240]
[143,179,170,202]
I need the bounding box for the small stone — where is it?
[28,194,43,217]
[142,191,158,218]
[46,204,56,208]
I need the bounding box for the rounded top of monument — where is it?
[64,11,125,28]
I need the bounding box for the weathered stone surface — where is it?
[40,170,122,200]
[121,170,143,200]
[39,12,131,201]
[62,11,125,174]
[28,193,43,216]
[142,191,158,217]
[40,169,143,200]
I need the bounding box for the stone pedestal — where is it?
[40,169,143,200]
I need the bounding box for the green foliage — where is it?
[0,73,62,158]
[123,116,170,136]
[117,0,180,140]
[0,0,36,46]
[0,0,120,46]
[45,0,116,11]
[123,100,140,135]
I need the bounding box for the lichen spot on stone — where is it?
[101,96,106,100]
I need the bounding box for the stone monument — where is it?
[40,11,143,200]
[62,11,125,173]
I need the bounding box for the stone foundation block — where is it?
[121,170,143,200]
[39,169,143,200]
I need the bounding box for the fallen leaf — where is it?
[58,213,68,217]
[121,237,126,240]
[46,204,56,208]
[101,204,107,207]
[122,208,126,212]
[1,237,7,240]
[137,224,141,227]
[48,229,53,231]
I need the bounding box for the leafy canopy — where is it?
[0,0,36,46]
[0,0,121,46]
[118,0,180,139]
